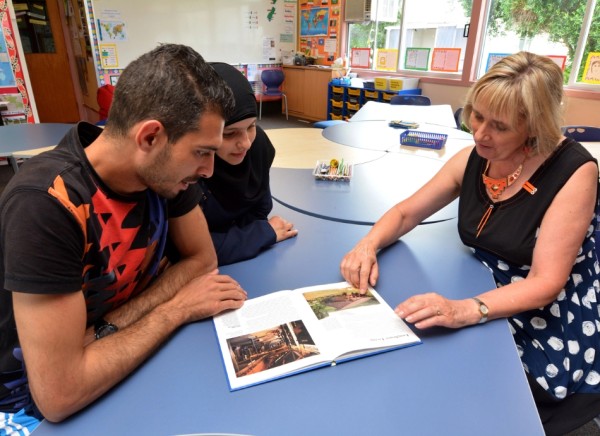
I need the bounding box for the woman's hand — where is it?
[340,239,379,292]
[395,293,481,329]
[269,216,299,242]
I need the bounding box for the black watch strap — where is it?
[94,318,118,340]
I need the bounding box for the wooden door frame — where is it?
[55,0,86,121]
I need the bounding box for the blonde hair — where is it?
[462,51,564,156]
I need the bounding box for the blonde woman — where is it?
[341,52,600,435]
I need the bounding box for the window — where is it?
[345,0,600,91]
[347,0,403,71]
[347,0,471,75]
[477,0,600,88]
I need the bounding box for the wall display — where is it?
[298,0,341,65]
[0,1,34,123]
[583,52,600,84]
[404,47,430,71]
[487,52,569,75]
[89,0,296,74]
[548,55,566,71]
[350,47,369,68]
[300,7,328,36]
[376,49,398,72]
[485,52,509,72]
[0,26,15,87]
[431,48,461,73]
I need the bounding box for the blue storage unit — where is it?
[327,84,423,120]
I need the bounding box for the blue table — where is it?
[0,123,73,172]
[271,153,457,225]
[32,203,543,436]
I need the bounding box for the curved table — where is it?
[348,101,458,127]
[0,123,73,172]
[265,127,386,169]
[271,152,457,225]
[322,119,473,160]
[31,204,543,436]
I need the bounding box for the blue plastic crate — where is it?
[400,130,447,150]
[398,88,422,95]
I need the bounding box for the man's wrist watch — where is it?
[472,297,489,324]
[94,318,118,340]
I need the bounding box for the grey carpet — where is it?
[257,100,314,130]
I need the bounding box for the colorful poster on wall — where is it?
[485,53,509,72]
[0,93,26,124]
[548,55,567,71]
[99,43,119,68]
[0,27,15,87]
[299,2,340,65]
[376,49,398,71]
[351,48,370,68]
[0,61,13,87]
[582,52,600,84]
[0,1,34,122]
[431,48,461,72]
[300,7,329,36]
[405,48,430,71]
[97,19,127,41]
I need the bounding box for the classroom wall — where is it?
[563,96,600,126]
[420,82,469,113]
[89,0,297,84]
[421,81,600,127]
[65,0,600,127]
[5,0,598,127]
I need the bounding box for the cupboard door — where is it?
[20,0,80,122]
[282,68,305,115]
[303,70,330,120]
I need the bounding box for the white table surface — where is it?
[349,101,458,128]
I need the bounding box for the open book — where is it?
[213,281,421,391]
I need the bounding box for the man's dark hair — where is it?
[105,44,234,143]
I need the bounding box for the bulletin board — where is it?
[298,0,342,65]
[0,1,35,123]
[89,0,297,70]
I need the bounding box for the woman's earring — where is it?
[524,137,537,154]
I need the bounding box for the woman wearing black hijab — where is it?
[203,63,298,265]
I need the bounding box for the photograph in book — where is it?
[213,282,421,391]
[228,320,320,378]
[304,287,379,320]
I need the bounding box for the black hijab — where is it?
[208,63,275,212]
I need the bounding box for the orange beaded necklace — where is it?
[481,160,524,200]
[477,158,530,238]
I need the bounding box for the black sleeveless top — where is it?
[458,138,597,266]
[457,139,600,403]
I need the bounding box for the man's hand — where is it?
[166,269,247,322]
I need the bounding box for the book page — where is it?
[213,282,421,390]
[298,282,421,361]
[213,290,333,390]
